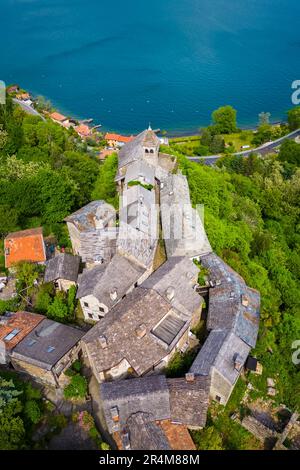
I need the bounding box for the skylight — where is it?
[47,346,55,353]
[4,328,20,341]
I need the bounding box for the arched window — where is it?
[150,149,154,154]
[145,148,149,154]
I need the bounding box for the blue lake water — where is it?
[1,0,300,134]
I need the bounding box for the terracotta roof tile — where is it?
[105,133,134,143]
[4,227,46,268]
[0,311,45,351]
[50,112,68,122]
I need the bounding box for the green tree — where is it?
[209,135,225,154]
[192,426,224,450]
[287,106,300,131]
[24,400,42,424]
[47,292,69,322]
[279,140,300,165]
[92,153,118,207]
[212,105,237,134]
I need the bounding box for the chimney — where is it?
[185,373,195,383]
[234,354,243,372]
[98,335,108,349]
[135,323,147,339]
[110,288,118,301]
[166,286,175,301]
[110,406,119,422]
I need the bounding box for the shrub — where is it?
[64,374,87,399]
[24,400,42,424]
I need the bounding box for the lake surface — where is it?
[1,0,300,134]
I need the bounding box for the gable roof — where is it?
[105,133,134,143]
[50,112,67,122]
[0,311,44,351]
[167,376,210,428]
[4,227,46,268]
[118,129,160,170]
[64,201,115,232]
[101,375,170,433]
[82,288,189,377]
[142,257,201,320]
[11,319,84,370]
[190,329,251,385]
[200,253,260,347]
[77,254,145,308]
[44,253,80,283]
[160,174,212,258]
[75,124,91,137]
[125,160,155,187]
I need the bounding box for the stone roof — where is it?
[11,319,84,370]
[101,375,170,433]
[142,257,201,320]
[0,311,44,352]
[125,160,155,187]
[190,329,251,385]
[44,253,80,283]
[160,174,212,258]
[76,254,145,309]
[100,374,209,438]
[167,376,210,428]
[118,184,158,268]
[118,129,160,170]
[82,288,189,377]
[190,329,228,376]
[200,253,260,348]
[127,412,171,450]
[4,227,46,268]
[64,201,115,232]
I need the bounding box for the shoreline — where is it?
[8,84,286,138]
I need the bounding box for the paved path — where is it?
[187,128,300,166]
[12,98,46,121]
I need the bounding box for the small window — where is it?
[99,306,105,313]
[47,346,55,353]
[215,395,221,403]
[4,328,20,341]
[88,313,93,319]
[28,339,37,347]
[84,302,89,308]
[98,315,103,320]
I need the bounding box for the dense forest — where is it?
[0,96,299,449]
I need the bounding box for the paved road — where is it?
[13,98,46,121]
[188,128,300,166]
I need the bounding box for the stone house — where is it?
[11,318,85,388]
[116,127,160,182]
[81,257,203,382]
[44,253,80,292]
[189,253,260,405]
[76,254,147,322]
[0,311,44,365]
[100,374,209,450]
[64,200,117,265]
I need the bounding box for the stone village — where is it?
[0,127,261,450]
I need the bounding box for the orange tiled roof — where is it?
[159,420,196,450]
[105,133,134,143]
[75,124,91,137]
[4,227,46,268]
[0,311,45,351]
[50,112,68,122]
[16,93,30,100]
